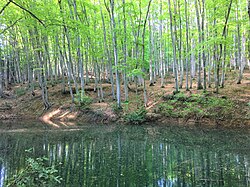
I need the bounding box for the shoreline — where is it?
[0,106,250,129]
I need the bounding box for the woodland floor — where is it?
[0,69,250,129]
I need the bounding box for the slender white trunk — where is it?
[100,2,115,100]
[184,0,189,91]
[159,0,164,88]
[168,0,179,93]
[108,0,121,108]
[122,0,128,102]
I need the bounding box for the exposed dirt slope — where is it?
[0,70,249,128]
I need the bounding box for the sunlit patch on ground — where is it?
[40,109,61,128]
[61,112,78,120]
[40,108,77,127]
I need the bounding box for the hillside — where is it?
[0,70,249,128]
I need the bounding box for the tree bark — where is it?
[201,0,206,90]
[216,0,233,93]
[122,0,128,102]
[141,0,153,107]
[195,0,203,90]
[159,0,164,88]
[168,0,179,93]
[33,28,51,110]
[106,0,122,108]
[73,0,85,100]
[148,14,154,86]
[100,1,115,100]
[184,0,189,91]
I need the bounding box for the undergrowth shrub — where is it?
[181,102,206,119]
[203,97,233,118]
[173,92,187,101]
[74,92,92,109]
[158,103,175,117]
[7,154,62,187]
[111,102,123,115]
[159,92,234,120]
[124,107,147,125]
[15,87,26,97]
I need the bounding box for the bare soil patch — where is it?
[0,70,249,129]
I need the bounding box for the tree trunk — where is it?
[4,57,9,90]
[184,0,189,91]
[168,0,179,94]
[141,0,153,107]
[107,0,121,108]
[237,34,246,84]
[55,35,66,94]
[216,0,233,93]
[43,36,53,83]
[58,1,75,103]
[33,28,51,110]
[100,1,115,100]
[201,0,206,90]
[190,38,196,89]
[220,41,227,88]
[195,0,203,90]
[159,0,164,88]
[177,0,184,89]
[73,0,85,99]
[149,14,154,86]
[122,0,128,102]
[236,2,243,84]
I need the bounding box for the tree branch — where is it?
[0,17,23,34]
[219,0,233,57]
[0,1,11,15]
[9,0,45,27]
[222,0,232,38]
[104,0,111,19]
[248,0,250,21]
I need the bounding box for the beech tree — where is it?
[0,0,249,108]
[168,0,179,93]
[105,0,122,108]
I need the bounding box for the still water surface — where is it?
[0,123,250,187]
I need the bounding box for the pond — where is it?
[0,122,250,187]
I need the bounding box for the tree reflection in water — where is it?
[0,124,250,187]
[0,161,5,187]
